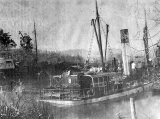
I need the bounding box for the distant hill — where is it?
[61,49,88,58]
[61,48,122,60]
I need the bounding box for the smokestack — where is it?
[120,29,130,76]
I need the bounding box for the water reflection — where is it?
[47,91,160,119]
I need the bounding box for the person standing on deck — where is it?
[131,62,136,75]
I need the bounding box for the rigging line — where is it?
[133,16,141,39]
[129,44,138,54]
[148,22,160,31]
[131,29,160,41]
[99,17,107,25]
[148,30,160,39]
[127,43,158,52]
[101,16,144,53]
[127,43,134,59]
[135,0,139,12]
[148,32,157,58]
[155,0,160,5]
[99,19,114,59]
[134,0,142,17]
[130,2,138,10]
[155,2,160,13]
[100,16,159,39]
[100,16,143,40]
[133,1,141,39]
[87,28,95,62]
[148,21,160,29]
[100,17,123,44]
[130,0,140,9]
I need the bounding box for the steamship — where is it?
[38,1,153,106]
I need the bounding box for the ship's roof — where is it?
[86,72,122,78]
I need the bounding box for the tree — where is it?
[19,32,33,52]
[74,55,84,64]
[0,29,17,50]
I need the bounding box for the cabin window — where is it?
[70,75,77,84]
[99,77,103,82]
[98,77,104,86]
[104,76,108,85]
[93,77,98,87]
[104,76,108,82]
[108,76,111,81]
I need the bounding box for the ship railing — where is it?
[93,81,135,95]
[41,87,95,100]
[41,83,142,100]
[94,82,118,94]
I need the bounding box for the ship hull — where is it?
[37,82,153,106]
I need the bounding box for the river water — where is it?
[6,80,159,119]
[3,81,159,119]
[46,90,160,119]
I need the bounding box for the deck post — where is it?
[38,73,41,97]
[130,98,137,119]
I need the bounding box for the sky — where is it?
[0,0,160,57]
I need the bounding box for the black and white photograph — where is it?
[0,0,159,118]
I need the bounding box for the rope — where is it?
[148,32,157,58]
[149,22,160,31]
[127,43,158,52]
[86,28,95,63]
[99,13,160,59]
[100,19,114,59]
[100,15,160,41]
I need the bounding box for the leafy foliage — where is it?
[20,34,33,52]
[11,49,85,75]
[0,32,17,50]
[0,93,53,119]
[37,51,84,64]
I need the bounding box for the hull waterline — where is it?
[37,82,153,107]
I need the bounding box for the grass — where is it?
[0,74,57,119]
[0,91,54,119]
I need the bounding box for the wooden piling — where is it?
[130,98,137,119]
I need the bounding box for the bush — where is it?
[0,93,53,119]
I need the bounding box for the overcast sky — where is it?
[0,0,159,57]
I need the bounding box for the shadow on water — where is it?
[45,90,160,119]
[11,75,159,119]
[3,75,159,119]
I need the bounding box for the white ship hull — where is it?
[37,82,153,107]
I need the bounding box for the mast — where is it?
[156,45,160,67]
[92,19,102,59]
[105,24,109,62]
[34,21,38,63]
[95,0,105,69]
[143,8,150,66]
